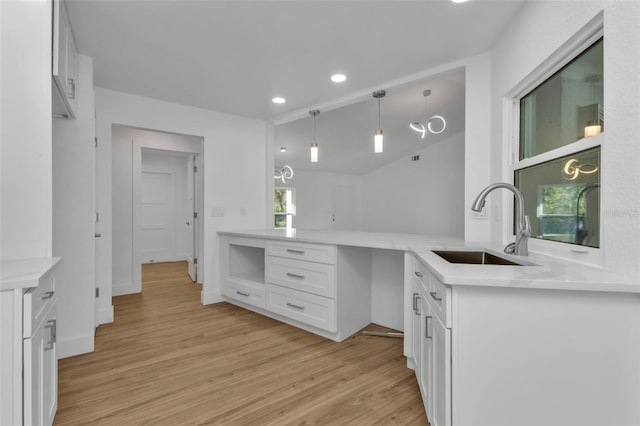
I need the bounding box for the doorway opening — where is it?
[111,125,204,296]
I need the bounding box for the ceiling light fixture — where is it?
[272,97,286,104]
[274,165,294,183]
[451,0,470,3]
[309,109,320,162]
[410,89,446,139]
[373,90,386,153]
[331,74,347,83]
[279,147,287,153]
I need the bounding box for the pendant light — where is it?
[373,90,386,153]
[410,89,446,139]
[309,109,320,162]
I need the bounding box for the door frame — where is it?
[132,142,203,293]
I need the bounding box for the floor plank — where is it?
[55,261,428,425]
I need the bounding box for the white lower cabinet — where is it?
[410,267,451,426]
[220,236,371,342]
[24,302,58,426]
[0,258,60,426]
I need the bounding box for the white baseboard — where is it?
[112,282,137,296]
[201,291,223,305]
[57,333,95,359]
[99,304,114,325]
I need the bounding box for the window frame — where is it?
[503,16,604,266]
[274,186,296,230]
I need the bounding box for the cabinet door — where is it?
[23,307,57,426]
[410,282,422,368]
[431,313,451,426]
[43,309,58,426]
[23,322,45,426]
[420,297,433,421]
[65,25,78,113]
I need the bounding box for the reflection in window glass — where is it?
[274,188,295,229]
[520,38,603,160]
[515,147,600,247]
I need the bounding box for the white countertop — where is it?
[219,229,640,294]
[0,257,61,291]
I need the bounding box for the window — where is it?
[514,37,603,249]
[274,187,295,229]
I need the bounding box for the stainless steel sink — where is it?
[432,250,527,266]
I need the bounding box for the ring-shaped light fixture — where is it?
[427,115,447,135]
[409,122,427,139]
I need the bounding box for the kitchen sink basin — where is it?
[432,250,527,266]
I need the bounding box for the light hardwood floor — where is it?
[56,261,428,425]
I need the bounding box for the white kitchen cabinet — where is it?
[405,251,640,425]
[24,302,58,426]
[52,0,78,119]
[0,258,60,426]
[220,236,371,342]
[408,257,451,426]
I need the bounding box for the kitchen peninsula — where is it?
[219,229,640,425]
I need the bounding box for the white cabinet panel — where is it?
[265,284,336,332]
[266,256,335,298]
[267,241,336,264]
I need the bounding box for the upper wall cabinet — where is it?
[52,0,78,119]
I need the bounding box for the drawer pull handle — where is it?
[429,291,442,302]
[425,316,432,339]
[42,291,55,300]
[236,290,250,297]
[286,249,306,254]
[286,302,305,310]
[286,272,305,279]
[414,296,421,316]
[414,271,423,278]
[44,319,57,351]
[412,292,418,313]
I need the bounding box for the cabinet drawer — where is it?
[427,277,451,328]
[23,272,56,338]
[266,242,336,265]
[413,258,430,289]
[266,284,336,332]
[224,280,265,309]
[266,256,336,298]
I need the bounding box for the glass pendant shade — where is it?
[310,143,318,162]
[374,129,384,153]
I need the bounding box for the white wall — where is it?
[0,0,53,260]
[361,131,465,236]
[490,1,640,280]
[52,55,96,358]
[96,89,267,322]
[112,126,202,295]
[280,169,362,230]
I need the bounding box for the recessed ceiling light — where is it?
[451,0,469,3]
[272,97,286,104]
[280,147,287,153]
[331,74,347,83]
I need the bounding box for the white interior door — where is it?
[140,171,175,263]
[331,184,355,230]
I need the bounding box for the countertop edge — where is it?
[0,257,62,291]
[218,229,640,294]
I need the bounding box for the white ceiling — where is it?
[66,0,526,175]
[66,0,526,123]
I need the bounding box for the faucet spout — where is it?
[472,183,531,256]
